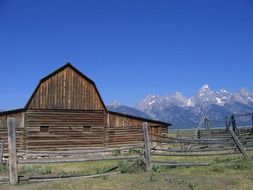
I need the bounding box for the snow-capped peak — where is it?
[137,85,253,112]
[174,91,183,97]
[197,84,213,97]
[201,84,210,90]
[220,88,228,94]
[134,85,253,128]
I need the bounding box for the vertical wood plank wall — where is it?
[27,67,105,110]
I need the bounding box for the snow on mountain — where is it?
[108,85,253,129]
[136,85,253,128]
[215,89,231,106]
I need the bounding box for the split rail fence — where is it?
[0,116,252,185]
[148,114,253,168]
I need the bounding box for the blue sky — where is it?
[0,0,253,109]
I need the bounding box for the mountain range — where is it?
[107,85,253,129]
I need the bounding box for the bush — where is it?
[149,172,158,182]
[112,150,121,156]
[118,159,146,173]
[128,148,143,155]
[0,164,7,174]
[188,182,198,190]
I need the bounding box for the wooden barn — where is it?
[0,63,170,151]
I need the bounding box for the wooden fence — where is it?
[149,127,253,168]
[1,117,253,185]
[1,118,149,185]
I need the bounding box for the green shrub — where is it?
[188,182,198,190]
[149,172,158,182]
[0,164,7,174]
[118,159,146,173]
[59,171,67,178]
[128,148,143,155]
[118,160,129,173]
[112,150,121,156]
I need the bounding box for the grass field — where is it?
[1,153,253,190]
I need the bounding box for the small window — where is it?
[83,126,92,133]
[40,126,49,133]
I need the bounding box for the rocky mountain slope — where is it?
[108,85,253,129]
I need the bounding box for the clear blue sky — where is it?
[1,0,253,109]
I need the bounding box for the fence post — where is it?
[7,118,18,185]
[225,116,229,131]
[0,139,4,165]
[206,119,211,138]
[231,114,239,136]
[229,128,250,160]
[251,116,253,133]
[143,122,152,171]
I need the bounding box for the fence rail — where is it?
[1,116,253,185]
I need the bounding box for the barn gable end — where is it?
[25,64,106,110]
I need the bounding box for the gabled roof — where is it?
[24,63,107,110]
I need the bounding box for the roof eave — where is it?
[0,108,25,116]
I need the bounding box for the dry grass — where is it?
[1,154,253,190]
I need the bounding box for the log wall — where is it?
[107,112,165,128]
[0,112,26,151]
[107,112,168,141]
[0,111,168,152]
[24,110,106,151]
[105,126,144,147]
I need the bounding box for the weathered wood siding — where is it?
[106,113,168,145]
[27,67,105,110]
[0,112,26,152]
[105,126,144,147]
[108,112,167,129]
[107,113,162,128]
[25,110,106,151]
